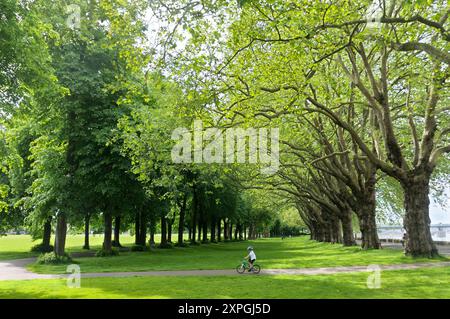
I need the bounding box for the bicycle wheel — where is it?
[236,264,245,274]
[252,264,261,274]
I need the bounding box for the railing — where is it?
[358,224,450,242]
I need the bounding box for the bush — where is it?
[158,242,173,249]
[31,243,54,253]
[130,244,146,252]
[37,252,73,264]
[95,248,119,257]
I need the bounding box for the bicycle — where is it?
[236,259,261,274]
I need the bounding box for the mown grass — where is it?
[27,236,448,274]
[0,267,449,299]
[0,234,136,260]
[0,234,183,260]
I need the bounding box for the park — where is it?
[0,0,449,300]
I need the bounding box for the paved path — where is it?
[0,258,60,281]
[1,258,449,281]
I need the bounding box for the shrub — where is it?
[95,248,119,257]
[158,242,173,249]
[37,252,73,264]
[31,243,54,253]
[130,244,146,252]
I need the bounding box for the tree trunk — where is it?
[139,210,147,246]
[83,214,90,250]
[340,210,356,246]
[168,219,173,243]
[112,216,122,247]
[191,215,197,243]
[217,220,221,242]
[42,217,52,249]
[202,220,208,242]
[135,211,140,245]
[331,218,342,244]
[160,216,167,246]
[178,194,187,245]
[191,207,197,244]
[224,220,228,240]
[103,212,113,253]
[191,186,198,244]
[149,217,155,247]
[54,213,67,257]
[358,200,380,249]
[244,225,247,240]
[402,176,438,257]
[323,221,331,242]
[229,223,233,240]
[210,219,216,242]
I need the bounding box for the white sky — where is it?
[431,189,450,224]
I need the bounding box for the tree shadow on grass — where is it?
[3,269,449,299]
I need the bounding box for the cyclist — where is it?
[244,246,256,272]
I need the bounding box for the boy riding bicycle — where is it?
[244,246,256,272]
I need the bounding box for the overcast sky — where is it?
[431,189,450,224]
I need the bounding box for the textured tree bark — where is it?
[316,224,325,242]
[402,175,437,257]
[217,220,221,242]
[202,220,208,242]
[112,216,122,247]
[42,217,52,249]
[135,211,140,245]
[340,209,356,246]
[178,194,187,245]
[309,222,318,241]
[210,219,216,242]
[197,220,202,242]
[83,214,90,250]
[223,220,228,240]
[149,219,155,247]
[331,217,342,244]
[197,210,202,242]
[309,227,315,240]
[249,224,256,240]
[139,211,147,246]
[358,200,380,249]
[323,221,331,242]
[168,219,173,243]
[54,213,67,257]
[160,216,167,246]
[191,196,197,244]
[103,212,113,253]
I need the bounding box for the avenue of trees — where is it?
[0,0,448,258]
[0,0,289,258]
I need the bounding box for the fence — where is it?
[375,224,450,242]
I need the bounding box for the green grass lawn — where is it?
[0,234,178,260]
[26,236,448,274]
[0,234,137,260]
[0,267,449,298]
